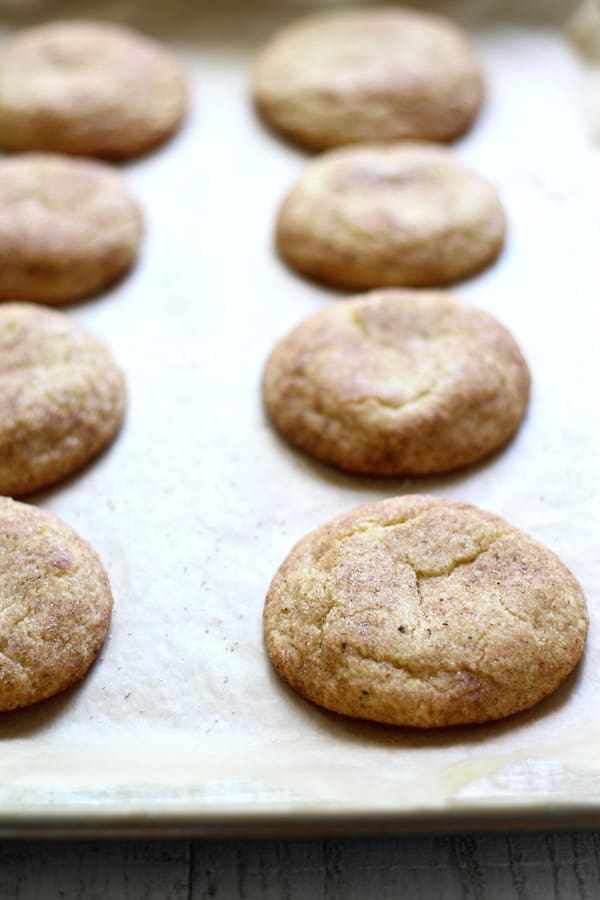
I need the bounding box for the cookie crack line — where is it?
[415,575,424,609]
[470,620,511,669]
[334,312,450,413]
[325,506,441,550]
[0,648,34,689]
[412,530,511,580]
[317,577,338,654]
[343,386,436,413]
[314,531,516,655]
[494,593,536,627]
[342,642,504,694]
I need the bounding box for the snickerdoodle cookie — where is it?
[264,495,588,727]
[252,8,483,150]
[276,144,506,289]
[0,20,187,160]
[0,498,113,711]
[0,154,142,305]
[0,304,126,496]
[263,290,529,476]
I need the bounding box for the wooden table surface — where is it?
[1,833,599,898]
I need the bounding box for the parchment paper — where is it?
[0,0,598,834]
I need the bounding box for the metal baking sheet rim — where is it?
[0,0,598,838]
[1,803,600,839]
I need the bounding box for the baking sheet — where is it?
[0,0,598,836]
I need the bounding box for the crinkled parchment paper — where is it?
[0,0,597,834]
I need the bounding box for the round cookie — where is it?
[263,290,530,476]
[264,495,589,728]
[0,498,113,711]
[276,144,506,289]
[0,154,143,305]
[252,8,483,151]
[0,20,187,160]
[0,303,126,496]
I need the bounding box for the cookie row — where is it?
[0,21,188,711]
[254,9,589,727]
[0,17,189,306]
[255,6,504,292]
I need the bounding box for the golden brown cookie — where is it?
[0,498,114,711]
[264,495,588,728]
[0,154,142,305]
[252,8,483,151]
[0,20,187,160]
[276,144,506,289]
[263,290,530,476]
[0,303,126,496]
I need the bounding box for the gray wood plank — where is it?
[1,834,600,900]
[0,841,191,900]
[188,834,600,900]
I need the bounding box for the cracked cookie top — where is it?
[0,21,187,160]
[262,289,530,475]
[0,497,113,711]
[275,143,506,290]
[264,495,588,727]
[252,8,482,150]
[0,153,143,305]
[0,303,126,496]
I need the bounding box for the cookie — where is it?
[0,154,142,305]
[0,20,187,160]
[276,144,506,289]
[264,496,588,728]
[0,498,113,711]
[0,303,126,496]
[252,8,483,151]
[263,290,530,476]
